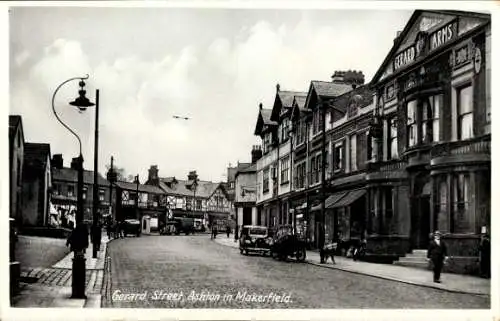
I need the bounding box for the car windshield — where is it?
[249,228,267,235]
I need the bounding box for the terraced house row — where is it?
[245,10,490,275]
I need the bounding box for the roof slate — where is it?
[260,108,277,126]
[311,81,353,98]
[158,178,222,198]
[52,167,109,186]
[278,91,307,108]
[114,181,165,194]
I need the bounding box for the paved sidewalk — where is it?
[213,236,490,296]
[305,251,490,296]
[12,234,111,308]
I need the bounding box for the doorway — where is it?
[411,176,431,249]
[243,207,252,226]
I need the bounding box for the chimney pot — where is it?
[259,103,263,110]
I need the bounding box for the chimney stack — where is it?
[332,70,365,88]
[251,145,263,163]
[394,30,402,43]
[148,165,159,186]
[259,103,263,110]
[70,157,79,170]
[188,170,198,182]
[52,154,63,169]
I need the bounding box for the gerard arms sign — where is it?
[393,20,458,73]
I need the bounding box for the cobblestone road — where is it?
[103,235,489,309]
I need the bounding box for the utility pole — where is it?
[92,89,100,259]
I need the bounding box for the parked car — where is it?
[270,225,307,262]
[160,217,195,235]
[239,225,272,256]
[123,219,141,237]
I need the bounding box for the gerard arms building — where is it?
[250,9,490,275]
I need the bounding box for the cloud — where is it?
[14,50,30,67]
[10,11,410,182]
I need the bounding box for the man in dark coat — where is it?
[479,232,491,278]
[427,231,448,283]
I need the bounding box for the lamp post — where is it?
[91,89,100,259]
[52,74,95,299]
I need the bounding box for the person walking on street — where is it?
[226,225,231,238]
[427,231,449,283]
[479,231,491,278]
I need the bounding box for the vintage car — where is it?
[239,225,272,256]
[270,225,307,262]
[123,219,141,237]
[160,217,195,235]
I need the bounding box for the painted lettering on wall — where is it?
[430,22,456,51]
[394,46,416,71]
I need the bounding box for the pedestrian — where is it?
[226,225,231,238]
[91,223,102,251]
[106,220,113,239]
[479,231,490,278]
[119,220,125,238]
[427,231,449,283]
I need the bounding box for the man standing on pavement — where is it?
[427,231,448,283]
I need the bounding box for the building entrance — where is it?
[411,177,431,249]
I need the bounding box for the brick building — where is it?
[367,10,491,273]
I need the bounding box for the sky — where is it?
[9,6,415,183]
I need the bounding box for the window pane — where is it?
[460,114,473,140]
[433,119,440,142]
[350,135,357,171]
[391,139,398,158]
[407,100,416,124]
[459,86,473,114]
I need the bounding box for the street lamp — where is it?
[52,74,95,299]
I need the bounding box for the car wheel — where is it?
[244,250,249,256]
[296,248,306,262]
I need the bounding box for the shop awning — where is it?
[331,189,366,209]
[325,191,349,209]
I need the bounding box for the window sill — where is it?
[280,181,290,186]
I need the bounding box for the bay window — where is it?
[458,85,473,140]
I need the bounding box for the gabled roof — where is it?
[370,10,491,87]
[291,95,311,122]
[158,177,223,199]
[310,81,353,99]
[52,167,109,186]
[235,163,257,178]
[23,143,51,173]
[254,106,277,136]
[271,89,307,121]
[9,115,23,146]
[303,81,354,113]
[114,181,164,194]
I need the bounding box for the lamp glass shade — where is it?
[70,96,95,109]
